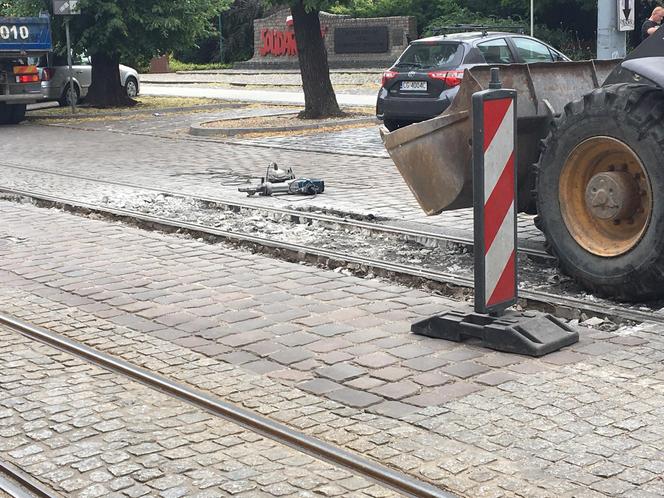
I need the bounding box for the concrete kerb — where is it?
[189,113,379,137]
[26,102,248,120]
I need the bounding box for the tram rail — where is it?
[0,185,662,328]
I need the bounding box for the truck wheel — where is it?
[535,84,664,301]
[0,104,26,125]
[9,104,26,124]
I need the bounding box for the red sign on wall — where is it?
[260,29,297,56]
[260,27,329,57]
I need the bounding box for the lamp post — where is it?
[530,0,534,36]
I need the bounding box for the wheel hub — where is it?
[585,171,639,221]
[559,136,652,257]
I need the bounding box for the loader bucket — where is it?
[381,60,619,216]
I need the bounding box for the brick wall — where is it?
[236,8,417,69]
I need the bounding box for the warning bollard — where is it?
[411,68,579,357]
[473,68,517,315]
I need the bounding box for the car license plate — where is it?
[400,81,427,91]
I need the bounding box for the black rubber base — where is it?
[411,310,578,357]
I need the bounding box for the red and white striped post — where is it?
[410,67,578,356]
[472,68,517,315]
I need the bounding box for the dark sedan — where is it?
[376,31,569,131]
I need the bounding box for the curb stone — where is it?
[27,102,247,121]
[190,114,379,137]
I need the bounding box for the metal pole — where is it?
[218,13,223,63]
[65,17,76,113]
[597,0,626,59]
[530,0,534,36]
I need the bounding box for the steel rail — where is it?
[0,461,59,498]
[1,185,661,327]
[0,161,552,259]
[0,313,455,498]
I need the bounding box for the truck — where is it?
[381,33,664,302]
[0,15,52,124]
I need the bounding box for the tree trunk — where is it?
[291,1,343,119]
[86,53,135,108]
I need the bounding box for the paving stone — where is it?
[441,362,490,379]
[192,343,231,357]
[411,372,452,387]
[435,348,484,362]
[371,366,412,382]
[218,351,258,365]
[388,344,434,360]
[367,401,420,420]
[309,323,355,337]
[242,340,282,357]
[402,356,449,371]
[405,382,483,406]
[475,372,517,386]
[354,352,398,369]
[476,353,523,368]
[370,381,420,400]
[319,351,354,364]
[269,348,314,365]
[308,339,353,353]
[242,360,284,374]
[326,388,382,408]
[316,364,366,382]
[345,377,385,390]
[220,480,256,495]
[540,351,587,365]
[297,379,343,395]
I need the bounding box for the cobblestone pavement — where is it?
[0,324,397,498]
[231,126,390,159]
[1,201,664,497]
[13,115,544,248]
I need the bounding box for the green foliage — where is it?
[1,0,232,63]
[221,0,264,62]
[425,7,528,37]
[168,57,232,72]
[261,0,349,14]
[337,0,600,59]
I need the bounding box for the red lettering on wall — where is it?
[260,27,328,57]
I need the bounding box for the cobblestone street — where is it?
[0,108,663,497]
[0,324,396,498]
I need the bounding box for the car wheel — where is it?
[383,119,411,132]
[125,77,138,98]
[58,84,80,107]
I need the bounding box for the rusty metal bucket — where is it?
[380,60,619,216]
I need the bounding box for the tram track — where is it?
[1,184,663,329]
[0,461,59,498]
[0,161,552,260]
[0,313,454,498]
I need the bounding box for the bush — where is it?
[168,57,232,72]
[425,14,594,61]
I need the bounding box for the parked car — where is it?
[376,31,570,131]
[32,53,140,106]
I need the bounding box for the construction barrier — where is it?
[411,68,578,356]
[472,69,517,315]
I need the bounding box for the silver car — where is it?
[33,53,139,106]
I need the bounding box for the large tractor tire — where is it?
[535,84,664,301]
